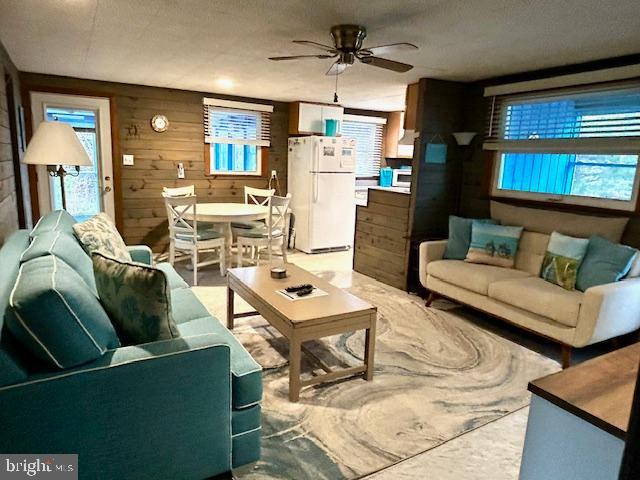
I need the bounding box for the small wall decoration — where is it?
[425,142,447,164]
[151,114,169,133]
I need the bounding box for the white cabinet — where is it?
[290,102,344,135]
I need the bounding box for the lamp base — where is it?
[47,165,80,211]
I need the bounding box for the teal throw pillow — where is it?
[444,216,497,260]
[92,252,180,345]
[73,212,131,261]
[20,230,96,292]
[465,222,523,268]
[30,210,77,239]
[541,232,589,290]
[576,236,637,292]
[6,256,120,369]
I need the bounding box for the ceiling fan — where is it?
[269,24,418,75]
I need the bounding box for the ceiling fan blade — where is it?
[361,42,418,56]
[292,40,337,54]
[326,61,347,76]
[269,54,335,61]
[360,56,413,72]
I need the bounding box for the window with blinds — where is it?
[203,98,273,175]
[485,82,640,210]
[342,120,384,178]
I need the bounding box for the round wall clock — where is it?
[151,114,169,132]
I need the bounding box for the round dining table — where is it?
[185,202,270,262]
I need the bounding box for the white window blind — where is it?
[203,98,273,147]
[342,120,384,178]
[485,82,640,152]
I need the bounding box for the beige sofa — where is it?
[419,202,640,367]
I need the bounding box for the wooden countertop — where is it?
[529,343,639,440]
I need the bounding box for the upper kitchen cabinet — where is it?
[289,101,344,135]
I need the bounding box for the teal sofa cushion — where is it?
[30,210,77,238]
[171,288,211,323]
[20,230,96,292]
[232,404,261,435]
[0,231,31,386]
[541,232,589,290]
[6,256,120,369]
[444,216,496,260]
[178,316,262,409]
[92,252,180,345]
[73,213,131,261]
[156,262,189,290]
[576,236,638,292]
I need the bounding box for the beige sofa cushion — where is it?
[427,260,531,296]
[488,277,583,327]
[491,201,629,243]
[514,231,549,275]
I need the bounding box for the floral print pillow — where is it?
[91,252,180,345]
[73,212,131,262]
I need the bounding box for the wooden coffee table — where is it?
[226,264,377,402]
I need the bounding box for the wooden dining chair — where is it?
[236,194,291,267]
[163,193,226,285]
[231,186,275,231]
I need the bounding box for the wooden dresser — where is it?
[520,343,638,479]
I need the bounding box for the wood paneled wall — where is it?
[20,73,289,251]
[0,41,25,244]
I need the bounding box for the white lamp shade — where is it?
[23,121,92,167]
[452,132,477,146]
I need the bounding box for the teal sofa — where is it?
[0,211,262,479]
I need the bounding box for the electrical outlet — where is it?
[123,154,134,166]
[177,163,185,179]
[271,170,277,179]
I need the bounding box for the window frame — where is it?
[490,151,640,211]
[203,98,272,177]
[342,114,386,179]
[486,82,640,211]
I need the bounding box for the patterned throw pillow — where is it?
[73,213,131,261]
[541,232,589,290]
[465,222,523,268]
[92,252,179,345]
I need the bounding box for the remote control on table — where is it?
[296,287,314,297]
[286,284,313,293]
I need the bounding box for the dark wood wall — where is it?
[0,41,29,244]
[20,73,289,251]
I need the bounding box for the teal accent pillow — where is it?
[6,256,120,369]
[576,236,638,292]
[20,230,96,292]
[73,212,131,262]
[465,222,523,268]
[444,216,497,260]
[92,252,180,345]
[541,232,589,290]
[30,210,77,239]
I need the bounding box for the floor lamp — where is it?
[23,121,92,210]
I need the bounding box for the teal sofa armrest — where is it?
[127,244,153,265]
[0,334,233,479]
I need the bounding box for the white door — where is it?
[30,92,115,221]
[314,137,348,172]
[308,172,356,250]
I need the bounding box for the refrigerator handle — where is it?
[313,140,320,173]
[313,172,319,203]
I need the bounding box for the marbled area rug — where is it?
[192,271,559,480]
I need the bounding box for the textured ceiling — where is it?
[1,0,639,110]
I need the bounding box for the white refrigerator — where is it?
[288,136,356,253]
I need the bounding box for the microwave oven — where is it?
[392,168,412,188]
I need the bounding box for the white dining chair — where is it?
[163,185,195,197]
[163,193,226,285]
[231,186,275,231]
[236,194,291,267]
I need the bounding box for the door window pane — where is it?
[46,108,101,221]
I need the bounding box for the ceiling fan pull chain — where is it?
[334,73,339,103]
